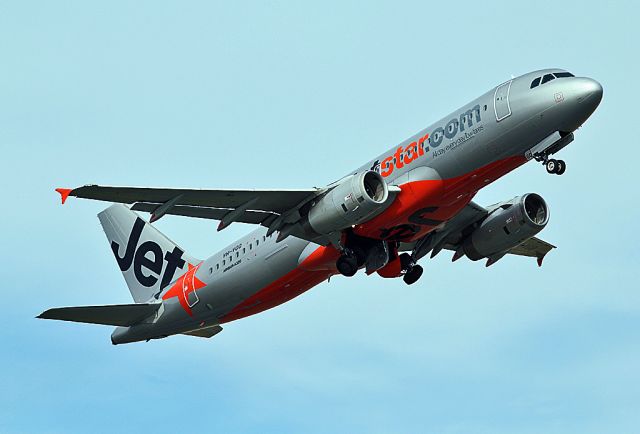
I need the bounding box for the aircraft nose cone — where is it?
[556,77,603,132]
[577,77,603,108]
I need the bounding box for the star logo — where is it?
[162,263,206,316]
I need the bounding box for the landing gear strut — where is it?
[335,241,424,284]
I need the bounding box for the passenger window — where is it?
[256,240,259,246]
[249,244,252,250]
[243,248,246,254]
[223,259,226,265]
[263,236,266,242]
[236,252,239,258]
[216,264,219,270]
[541,74,555,84]
[530,77,541,88]
[553,72,574,78]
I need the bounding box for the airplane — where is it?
[39,68,603,344]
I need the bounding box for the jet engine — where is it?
[462,193,549,260]
[307,171,389,235]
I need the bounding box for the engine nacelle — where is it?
[463,193,549,260]
[307,171,389,235]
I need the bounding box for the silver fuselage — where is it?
[112,69,603,344]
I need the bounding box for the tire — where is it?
[336,255,358,277]
[399,253,413,270]
[556,160,566,175]
[546,159,557,174]
[403,264,423,285]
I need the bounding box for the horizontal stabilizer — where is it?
[37,303,160,327]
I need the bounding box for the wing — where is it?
[57,184,322,231]
[404,200,555,266]
[507,236,555,264]
[60,185,318,214]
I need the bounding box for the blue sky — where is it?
[1,1,638,433]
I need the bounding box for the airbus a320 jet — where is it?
[40,69,603,344]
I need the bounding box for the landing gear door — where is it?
[365,241,390,274]
[494,80,512,122]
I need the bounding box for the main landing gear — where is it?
[336,247,366,277]
[336,246,423,285]
[399,253,423,285]
[403,264,423,285]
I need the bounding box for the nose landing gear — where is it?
[545,158,566,175]
[534,152,566,175]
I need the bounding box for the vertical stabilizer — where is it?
[98,204,199,303]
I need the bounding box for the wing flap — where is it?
[508,236,556,261]
[130,202,277,225]
[37,303,160,327]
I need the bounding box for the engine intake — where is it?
[307,171,389,235]
[463,193,549,260]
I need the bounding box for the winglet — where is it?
[55,188,73,205]
[537,255,545,267]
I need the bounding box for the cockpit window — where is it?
[531,71,574,90]
[530,77,541,89]
[541,74,555,84]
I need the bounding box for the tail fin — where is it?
[98,204,199,303]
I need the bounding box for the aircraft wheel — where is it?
[336,254,358,277]
[546,159,558,174]
[403,265,423,285]
[556,160,566,175]
[399,253,413,270]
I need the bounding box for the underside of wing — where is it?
[404,199,556,266]
[507,237,555,264]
